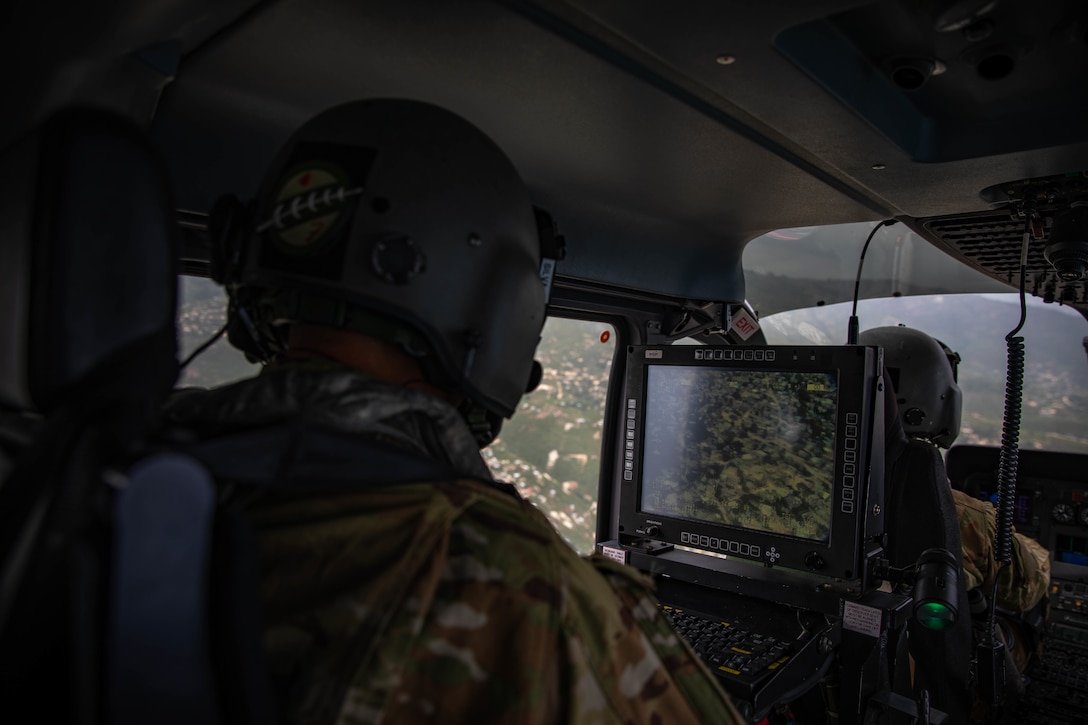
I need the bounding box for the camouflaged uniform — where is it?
[165,362,744,725]
[953,488,1050,613]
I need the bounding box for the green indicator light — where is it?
[916,602,955,630]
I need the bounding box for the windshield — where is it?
[759,293,1088,454]
[743,222,1010,319]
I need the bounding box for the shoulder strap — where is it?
[109,453,222,725]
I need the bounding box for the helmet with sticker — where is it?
[230,99,545,420]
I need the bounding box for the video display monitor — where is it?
[641,366,838,542]
[616,345,883,580]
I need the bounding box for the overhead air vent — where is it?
[922,211,1087,304]
[924,212,1045,278]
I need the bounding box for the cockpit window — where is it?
[178,275,614,552]
[178,275,258,386]
[759,294,1088,454]
[483,318,616,554]
[742,222,1009,320]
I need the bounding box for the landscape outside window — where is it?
[759,294,1088,455]
[484,318,615,554]
[178,276,615,554]
[178,276,258,386]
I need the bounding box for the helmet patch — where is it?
[257,164,363,252]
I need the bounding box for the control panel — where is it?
[968,477,1088,569]
[948,446,1088,725]
[1017,564,1088,725]
[1047,566,1088,648]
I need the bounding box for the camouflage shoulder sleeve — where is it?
[426,485,746,723]
[954,488,997,592]
[952,488,1051,611]
[253,480,744,724]
[569,553,747,724]
[1000,530,1050,611]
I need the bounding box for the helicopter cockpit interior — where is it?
[2,0,1087,723]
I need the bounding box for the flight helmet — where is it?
[859,325,962,448]
[219,99,546,423]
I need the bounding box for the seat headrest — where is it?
[882,367,908,466]
[0,109,178,414]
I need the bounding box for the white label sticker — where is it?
[842,600,882,638]
[539,258,557,303]
[731,308,760,341]
[645,349,664,359]
[600,545,629,565]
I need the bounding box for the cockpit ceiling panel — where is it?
[5,0,1088,304]
[566,0,1088,218]
[774,1,1088,163]
[151,0,890,301]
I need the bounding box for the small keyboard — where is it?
[1031,641,1088,690]
[662,605,794,699]
[1015,641,1088,724]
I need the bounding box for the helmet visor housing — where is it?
[859,326,962,448]
[239,99,545,418]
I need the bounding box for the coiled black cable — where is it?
[985,327,1020,695]
[994,333,1024,565]
[995,211,1031,566]
[981,211,1031,704]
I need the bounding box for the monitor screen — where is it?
[616,345,883,580]
[640,366,838,543]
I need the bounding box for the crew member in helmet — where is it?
[859,326,1049,642]
[166,99,743,724]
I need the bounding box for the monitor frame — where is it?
[615,344,884,581]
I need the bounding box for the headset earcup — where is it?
[526,360,543,393]
[208,195,276,362]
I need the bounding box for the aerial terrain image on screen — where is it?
[641,367,837,541]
